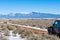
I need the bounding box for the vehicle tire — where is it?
[57,34,60,38]
[48,29,52,35]
[48,27,53,35]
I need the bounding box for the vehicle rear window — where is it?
[54,20,60,27]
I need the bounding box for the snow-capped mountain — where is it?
[0,12,60,18]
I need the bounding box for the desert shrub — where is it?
[12,27,25,34]
[1,27,8,31]
[18,27,25,34]
[1,27,10,36]
[0,36,8,40]
[32,25,36,27]
[4,30,10,36]
[7,25,16,30]
[27,34,41,40]
[20,29,33,38]
[12,27,33,38]
[26,34,60,40]
[12,29,18,34]
[0,30,8,40]
[0,25,5,29]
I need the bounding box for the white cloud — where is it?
[20,12,30,14]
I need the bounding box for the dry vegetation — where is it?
[0,18,60,40]
[8,18,56,28]
[12,26,60,40]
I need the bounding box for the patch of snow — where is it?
[9,31,26,40]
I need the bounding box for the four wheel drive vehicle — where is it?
[48,20,60,35]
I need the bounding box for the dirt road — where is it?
[7,22,48,34]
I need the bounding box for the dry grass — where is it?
[7,18,55,28]
[0,18,60,40]
[11,26,60,40]
[26,34,60,40]
[0,29,8,40]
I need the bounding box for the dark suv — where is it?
[48,20,60,35]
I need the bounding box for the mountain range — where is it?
[0,12,60,18]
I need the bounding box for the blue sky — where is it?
[0,0,60,14]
